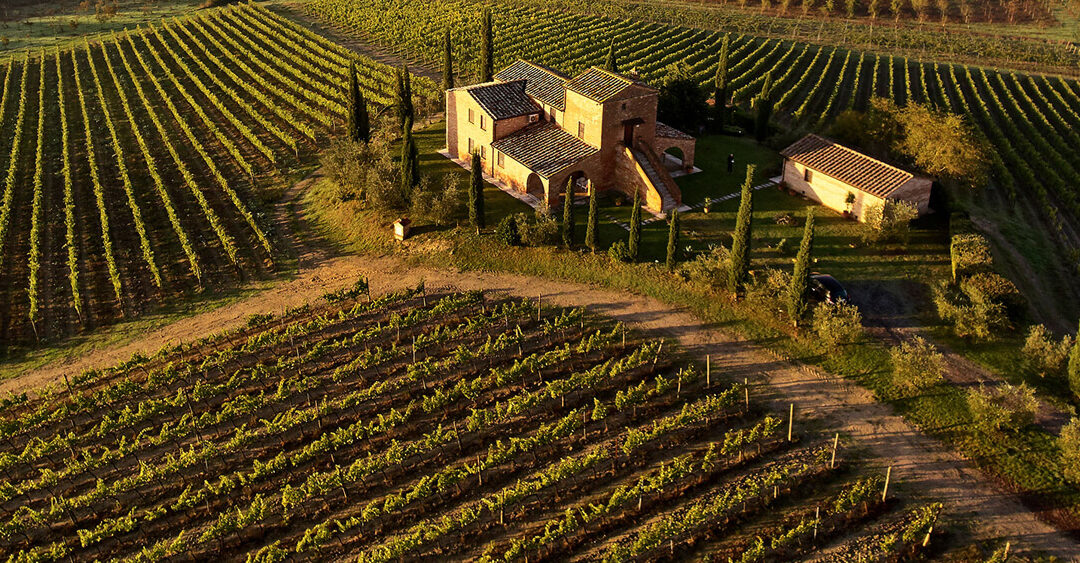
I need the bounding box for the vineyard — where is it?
[303,0,1080,276]
[0,283,942,561]
[0,3,438,345]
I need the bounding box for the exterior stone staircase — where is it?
[630,147,678,213]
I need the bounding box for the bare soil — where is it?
[4,169,1079,561]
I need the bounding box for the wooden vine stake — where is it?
[813,506,820,539]
[537,292,541,321]
[744,378,749,410]
[830,433,839,469]
[787,403,794,442]
[706,355,710,388]
[882,466,892,502]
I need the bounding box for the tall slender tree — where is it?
[787,208,816,323]
[443,26,454,91]
[356,91,370,143]
[469,152,485,228]
[628,190,642,261]
[400,117,419,195]
[666,210,680,271]
[479,8,494,82]
[585,184,599,252]
[346,62,360,141]
[604,39,618,72]
[729,165,756,295]
[395,65,415,131]
[714,34,730,128]
[754,72,774,142]
[562,178,576,248]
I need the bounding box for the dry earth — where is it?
[2,167,1078,560]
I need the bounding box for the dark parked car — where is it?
[810,273,848,304]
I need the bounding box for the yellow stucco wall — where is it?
[781,159,932,221]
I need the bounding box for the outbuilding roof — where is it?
[564,67,655,102]
[780,134,915,198]
[656,121,694,140]
[495,60,569,111]
[491,122,598,178]
[461,80,541,120]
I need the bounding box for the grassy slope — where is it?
[305,119,1080,531]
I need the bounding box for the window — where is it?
[481,145,487,160]
[468,108,475,124]
[497,152,505,168]
[467,138,474,153]
[529,114,539,123]
[577,121,585,139]
[480,115,486,130]
[803,168,813,182]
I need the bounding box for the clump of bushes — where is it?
[495,215,520,246]
[677,244,731,287]
[889,336,945,393]
[608,240,631,263]
[409,174,464,226]
[935,229,1025,340]
[966,383,1038,433]
[744,268,790,315]
[1060,418,1080,484]
[812,301,863,349]
[861,199,918,245]
[517,210,560,247]
[1021,324,1074,377]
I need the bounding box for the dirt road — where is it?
[6,171,1079,560]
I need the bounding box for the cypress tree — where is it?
[403,65,414,124]
[604,39,618,72]
[479,8,494,82]
[787,208,816,323]
[628,190,642,261]
[400,118,419,194]
[729,165,756,295]
[1069,320,1080,400]
[356,90,370,143]
[754,72,774,142]
[469,151,485,228]
[586,185,599,252]
[714,34,730,128]
[346,62,360,142]
[562,178,576,248]
[666,210,680,271]
[443,26,454,91]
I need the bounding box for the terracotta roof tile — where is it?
[491,122,598,178]
[461,80,540,120]
[655,121,693,140]
[781,134,914,197]
[565,67,655,102]
[495,60,568,111]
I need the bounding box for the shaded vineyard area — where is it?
[0,284,942,561]
[0,3,439,346]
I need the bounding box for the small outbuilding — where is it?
[779,134,932,222]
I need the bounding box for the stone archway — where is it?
[662,146,686,175]
[526,173,545,199]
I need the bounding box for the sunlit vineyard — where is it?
[0,284,942,561]
[0,3,437,344]
[306,0,1080,271]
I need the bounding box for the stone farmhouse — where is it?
[780,134,932,222]
[445,60,696,214]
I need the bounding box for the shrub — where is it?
[745,268,790,314]
[960,272,1024,321]
[1021,324,1074,377]
[1060,418,1080,483]
[889,336,945,393]
[861,199,918,245]
[677,244,730,287]
[495,215,520,246]
[932,281,1007,340]
[966,383,1038,433]
[1070,326,1080,400]
[950,233,992,282]
[607,240,631,263]
[812,301,863,348]
[518,211,559,247]
[410,174,463,226]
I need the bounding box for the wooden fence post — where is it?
[787,403,794,442]
[882,466,892,501]
[830,433,839,469]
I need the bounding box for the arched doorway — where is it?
[662,147,686,174]
[566,170,590,197]
[526,173,544,199]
